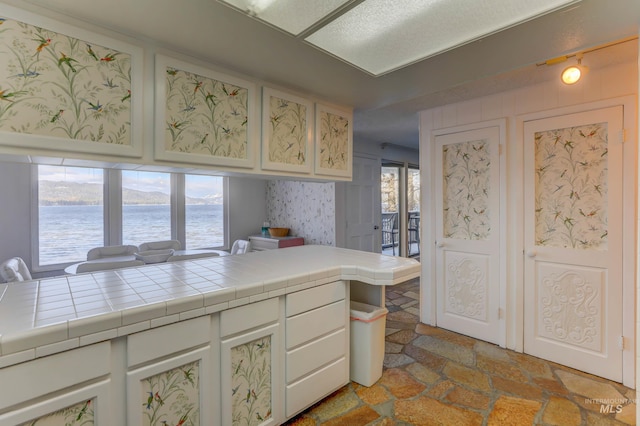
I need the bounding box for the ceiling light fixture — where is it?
[561,54,585,85]
[218,0,581,76]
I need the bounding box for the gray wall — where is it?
[0,162,32,271]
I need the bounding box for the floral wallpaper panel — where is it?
[231,335,272,426]
[442,139,491,240]
[317,109,349,173]
[164,64,249,159]
[19,399,94,426]
[266,94,308,167]
[534,122,608,250]
[141,360,200,426]
[0,16,132,145]
[266,180,335,246]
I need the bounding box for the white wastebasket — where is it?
[349,301,389,387]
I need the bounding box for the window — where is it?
[185,175,224,249]
[36,165,105,266]
[33,166,228,271]
[122,171,172,247]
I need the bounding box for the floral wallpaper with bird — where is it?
[318,110,349,172]
[164,65,248,159]
[442,139,491,240]
[0,16,132,144]
[18,398,94,426]
[267,95,307,166]
[231,336,272,426]
[534,122,608,250]
[141,360,200,426]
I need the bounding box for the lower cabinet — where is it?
[284,280,350,418]
[0,343,112,425]
[220,298,282,426]
[126,316,213,425]
[0,280,351,426]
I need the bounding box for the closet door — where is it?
[523,106,624,382]
[434,123,503,344]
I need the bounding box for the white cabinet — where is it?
[0,280,360,425]
[0,343,112,425]
[220,297,282,426]
[284,280,349,418]
[126,316,213,426]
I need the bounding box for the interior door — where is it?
[434,125,502,345]
[346,155,381,252]
[523,106,623,382]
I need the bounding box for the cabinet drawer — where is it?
[286,280,345,317]
[220,297,279,338]
[286,300,345,349]
[128,316,210,366]
[286,328,346,384]
[285,357,348,418]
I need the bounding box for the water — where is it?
[39,204,224,265]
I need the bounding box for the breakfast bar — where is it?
[0,245,419,425]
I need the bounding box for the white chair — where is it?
[87,245,138,260]
[138,240,181,252]
[230,240,251,255]
[0,257,32,283]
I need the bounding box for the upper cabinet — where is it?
[314,103,353,179]
[153,54,258,169]
[0,6,143,158]
[0,5,352,181]
[261,87,313,175]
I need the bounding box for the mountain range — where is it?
[39,181,222,206]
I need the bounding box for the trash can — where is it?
[349,301,389,387]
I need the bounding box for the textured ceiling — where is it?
[10,0,640,149]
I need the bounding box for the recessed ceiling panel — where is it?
[305,0,581,76]
[219,0,351,35]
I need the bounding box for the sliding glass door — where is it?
[381,162,420,257]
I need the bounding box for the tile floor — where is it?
[286,277,636,425]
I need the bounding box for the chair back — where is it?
[0,257,32,283]
[139,240,181,252]
[75,259,145,274]
[87,245,138,260]
[230,240,251,255]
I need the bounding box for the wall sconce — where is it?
[561,54,586,85]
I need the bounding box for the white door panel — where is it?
[523,106,623,382]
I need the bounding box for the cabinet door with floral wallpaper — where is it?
[261,87,313,174]
[154,54,257,169]
[0,380,110,425]
[0,6,143,158]
[221,323,281,426]
[127,347,212,426]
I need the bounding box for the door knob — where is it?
[526,250,537,258]
[436,241,445,248]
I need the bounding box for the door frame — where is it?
[516,96,636,388]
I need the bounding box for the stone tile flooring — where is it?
[286,278,636,425]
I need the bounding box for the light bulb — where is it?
[561,65,582,85]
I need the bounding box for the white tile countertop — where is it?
[0,245,419,366]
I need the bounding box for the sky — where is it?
[39,165,224,198]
